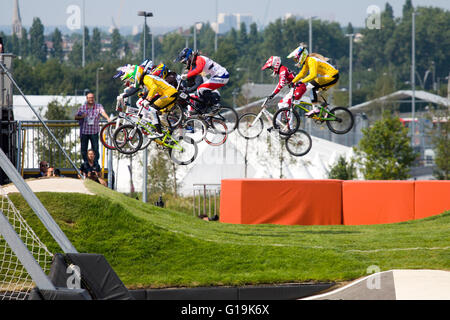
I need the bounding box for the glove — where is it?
[116,93,125,104]
[142,99,151,110]
[181,73,188,81]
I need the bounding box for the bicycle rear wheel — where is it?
[272,107,300,136]
[113,124,143,155]
[168,135,198,165]
[326,107,354,134]
[285,129,312,157]
[237,113,264,139]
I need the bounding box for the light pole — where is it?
[193,22,202,52]
[309,16,317,52]
[138,11,154,60]
[138,10,153,203]
[346,33,354,108]
[215,0,218,52]
[411,10,416,146]
[95,66,103,102]
[82,0,85,68]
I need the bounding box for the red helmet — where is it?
[261,56,282,77]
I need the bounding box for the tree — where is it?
[327,155,357,180]
[68,40,82,67]
[20,27,29,57]
[110,28,122,60]
[35,99,79,169]
[29,17,47,62]
[51,28,64,62]
[428,108,450,180]
[88,27,102,61]
[355,110,417,180]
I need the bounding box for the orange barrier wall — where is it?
[414,181,450,220]
[220,179,342,226]
[342,181,415,225]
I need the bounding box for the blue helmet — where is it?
[174,47,193,64]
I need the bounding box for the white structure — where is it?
[116,130,354,196]
[13,95,86,121]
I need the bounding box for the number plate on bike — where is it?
[179,92,188,100]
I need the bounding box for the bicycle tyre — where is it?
[205,118,228,146]
[237,113,264,139]
[326,106,354,134]
[168,135,198,165]
[272,107,301,136]
[113,124,143,155]
[100,120,117,150]
[166,103,184,129]
[285,129,312,157]
[213,106,238,133]
[182,118,208,144]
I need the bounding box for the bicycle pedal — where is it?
[266,126,273,133]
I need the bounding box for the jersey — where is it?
[142,74,178,100]
[187,55,228,79]
[292,56,339,84]
[271,65,295,96]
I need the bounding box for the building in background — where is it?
[212,13,253,34]
[12,0,23,38]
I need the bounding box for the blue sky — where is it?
[1,0,449,31]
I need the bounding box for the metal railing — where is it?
[16,120,111,179]
[192,184,221,219]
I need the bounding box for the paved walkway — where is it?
[302,270,450,300]
[2,177,94,195]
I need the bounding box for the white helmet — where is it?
[261,56,282,77]
[287,45,309,68]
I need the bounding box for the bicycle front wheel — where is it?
[181,117,208,144]
[113,124,143,155]
[326,107,354,134]
[237,113,264,139]
[166,103,184,129]
[100,120,117,150]
[285,129,312,157]
[168,135,198,165]
[213,106,238,133]
[272,108,300,136]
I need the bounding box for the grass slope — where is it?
[7,180,450,289]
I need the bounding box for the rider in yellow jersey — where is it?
[114,63,178,133]
[288,45,339,116]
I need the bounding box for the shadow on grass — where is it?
[220,230,361,237]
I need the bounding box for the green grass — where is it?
[7,179,450,289]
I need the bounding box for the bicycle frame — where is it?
[292,99,337,122]
[252,98,292,131]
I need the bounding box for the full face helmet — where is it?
[140,59,154,74]
[287,45,309,68]
[174,47,193,64]
[261,56,282,77]
[151,63,168,79]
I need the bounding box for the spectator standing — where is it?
[0,36,4,53]
[75,92,110,164]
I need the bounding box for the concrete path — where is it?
[1,177,94,195]
[302,270,450,300]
